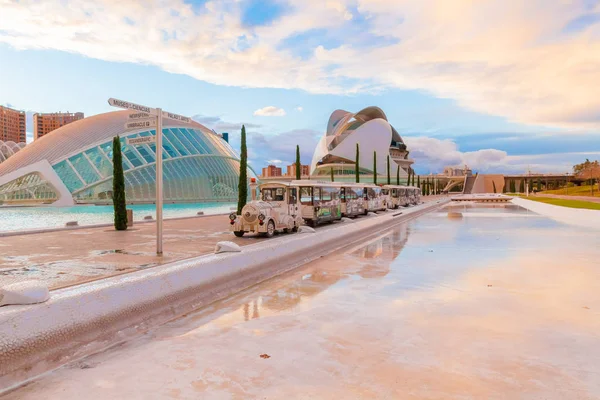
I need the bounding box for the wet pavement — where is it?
[3,203,600,399]
[0,197,443,290]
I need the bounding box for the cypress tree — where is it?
[536,177,541,191]
[295,145,301,180]
[412,170,416,186]
[528,179,533,193]
[503,180,507,193]
[387,155,391,184]
[519,179,525,193]
[510,179,516,193]
[112,136,127,231]
[373,151,377,184]
[493,181,497,193]
[355,143,360,183]
[417,175,420,191]
[330,167,334,182]
[237,125,248,214]
[396,164,400,185]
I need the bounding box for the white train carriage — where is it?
[360,183,387,214]
[291,181,342,227]
[230,180,303,238]
[383,185,410,209]
[339,183,366,217]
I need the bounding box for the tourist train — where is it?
[229,179,422,237]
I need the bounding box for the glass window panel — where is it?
[53,160,84,192]
[68,153,100,185]
[136,144,155,163]
[181,129,207,154]
[161,133,179,158]
[163,129,188,156]
[85,147,113,178]
[172,128,198,155]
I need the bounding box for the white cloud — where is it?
[1,1,600,128]
[267,159,284,165]
[404,136,599,174]
[295,106,303,112]
[253,106,286,117]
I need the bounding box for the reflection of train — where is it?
[230,180,422,237]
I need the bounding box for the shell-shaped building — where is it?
[0,140,26,164]
[0,111,252,205]
[311,107,413,182]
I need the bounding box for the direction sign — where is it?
[126,136,156,145]
[124,119,156,130]
[108,98,158,115]
[128,112,151,120]
[163,111,191,123]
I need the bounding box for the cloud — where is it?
[295,106,303,112]
[266,159,285,165]
[404,136,600,174]
[191,114,261,132]
[253,106,286,117]
[2,1,600,127]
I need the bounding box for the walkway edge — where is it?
[512,197,600,230]
[0,199,448,392]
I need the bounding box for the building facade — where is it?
[0,105,26,143]
[286,164,310,177]
[33,112,84,140]
[262,165,282,177]
[0,111,255,205]
[311,107,414,183]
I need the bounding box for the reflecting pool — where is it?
[6,204,600,399]
[0,202,235,232]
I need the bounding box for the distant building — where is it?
[0,105,26,143]
[262,165,282,177]
[286,164,310,177]
[33,112,84,140]
[443,165,472,177]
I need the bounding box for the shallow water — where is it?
[0,202,235,232]
[5,205,600,399]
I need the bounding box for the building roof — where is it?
[0,110,208,176]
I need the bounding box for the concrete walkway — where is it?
[512,197,600,230]
[532,193,600,203]
[0,198,443,290]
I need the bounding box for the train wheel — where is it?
[233,231,245,237]
[265,220,275,238]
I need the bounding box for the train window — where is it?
[300,187,313,205]
[340,187,346,202]
[288,188,297,204]
[262,188,285,201]
[314,187,322,203]
[391,189,397,197]
[321,187,333,202]
[382,189,389,195]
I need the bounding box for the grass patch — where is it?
[516,195,600,210]
[540,184,600,198]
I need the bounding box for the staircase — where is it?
[463,176,477,194]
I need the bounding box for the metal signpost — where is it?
[108,98,189,255]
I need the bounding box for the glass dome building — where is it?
[0,111,253,206]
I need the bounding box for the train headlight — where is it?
[258,214,266,221]
[229,213,237,221]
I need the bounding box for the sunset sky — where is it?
[1,0,599,173]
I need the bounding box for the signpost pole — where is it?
[156,108,163,255]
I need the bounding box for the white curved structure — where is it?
[311,107,413,181]
[0,111,253,205]
[0,140,26,164]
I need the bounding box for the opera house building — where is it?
[311,107,413,182]
[0,111,251,206]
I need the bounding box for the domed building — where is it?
[0,140,26,164]
[311,107,413,182]
[0,111,253,205]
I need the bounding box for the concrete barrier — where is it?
[512,198,600,230]
[0,199,448,392]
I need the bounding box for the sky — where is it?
[1,0,599,174]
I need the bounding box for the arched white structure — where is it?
[0,111,254,205]
[311,107,413,180]
[0,140,26,164]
